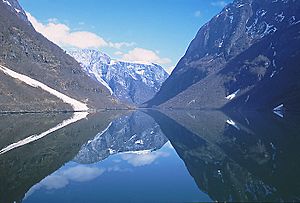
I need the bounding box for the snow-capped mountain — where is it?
[69,49,169,105]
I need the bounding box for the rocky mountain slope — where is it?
[147,0,300,111]
[0,0,122,112]
[1,0,29,24]
[69,49,169,105]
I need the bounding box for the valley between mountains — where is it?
[1,0,299,113]
[1,0,300,202]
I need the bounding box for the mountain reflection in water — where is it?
[0,109,299,202]
[147,110,300,202]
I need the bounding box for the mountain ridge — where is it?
[0,1,124,111]
[69,49,169,105]
[146,0,300,111]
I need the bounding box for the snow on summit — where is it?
[69,49,169,104]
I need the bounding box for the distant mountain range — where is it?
[147,0,300,111]
[69,49,169,105]
[0,0,123,112]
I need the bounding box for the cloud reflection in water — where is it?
[25,165,104,198]
[121,150,169,167]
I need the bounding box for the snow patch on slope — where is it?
[98,78,113,95]
[2,0,11,6]
[226,119,240,130]
[226,89,240,100]
[0,65,88,111]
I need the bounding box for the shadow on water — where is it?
[145,109,300,202]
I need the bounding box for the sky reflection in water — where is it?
[24,141,210,203]
[1,110,300,202]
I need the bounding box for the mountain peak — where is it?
[1,0,30,25]
[69,49,169,105]
[147,0,300,110]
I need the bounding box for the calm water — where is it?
[0,109,300,202]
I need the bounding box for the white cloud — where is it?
[27,12,134,50]
[114,51,124,56]
[194,10,201,18]
[211,1,228,7]
[165,65,176,74]
[26,13,172,69]
[27,12,108,49]
[109,42,136,49]
[48,18,59,23]
[120,47,172,65]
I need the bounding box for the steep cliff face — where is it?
[1,0,29,24]
[0,1,122,111]
[147,0,300,111]
[69,49,169,105]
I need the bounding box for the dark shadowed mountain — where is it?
[146,0,300,111]
[0,0,124,112]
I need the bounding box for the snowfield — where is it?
[0,64,89,111]
[0,64,90,155]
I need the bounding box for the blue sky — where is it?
[19,0,231,73]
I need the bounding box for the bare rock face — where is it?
[69,49,169,105]
[1,0,30,24]
[0,1,123,111]
[147,0,300,111]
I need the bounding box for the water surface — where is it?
[0,109,299,202]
